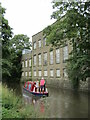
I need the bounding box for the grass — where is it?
[1,83,39,118]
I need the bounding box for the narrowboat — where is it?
[23,81,49,97]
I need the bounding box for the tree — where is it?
[9,34,31,82]
[44,1,90,88]
[0,3,31,82]
[11,34,31,52]
[0,3,13,80]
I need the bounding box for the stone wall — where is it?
[46,78,89,92]
[79,79,89,91]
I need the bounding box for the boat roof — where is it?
[26,81,35,84]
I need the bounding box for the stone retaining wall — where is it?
[46,78,89,92]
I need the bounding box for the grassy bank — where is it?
[2,84,39,118]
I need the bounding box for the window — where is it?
[43,52,47,65]
[56,49,60,63]
[33,55,36,66]
[44,70,47,76]
[38,54,41,65]
[63,68,68,77]
[43,37,46,46]
[56,69,60,77]
[29,71,31,76]
[50,51,53,64]
[63,46,68,61]
[22,61,24,68]
[22,72,24,76]
[28,84,31,90]
[25,83,28,88]
[25,60,28,67]
[50,70,54,77]
[34,70,36,76]
[29,59,31,67]
[25,72,27,76]
[38,70,42,77]
[38,39,41,48]
[33,42,36,50]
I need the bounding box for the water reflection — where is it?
[3,82,88,118]
[22,87,88,118]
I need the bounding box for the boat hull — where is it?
[23,87,48,97]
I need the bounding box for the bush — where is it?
[2,84,38,118]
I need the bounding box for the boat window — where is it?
[29,84,31,90]
[25,83,28,88]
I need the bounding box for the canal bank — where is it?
[45,78,89,92]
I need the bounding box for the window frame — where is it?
[50,51,53,65]
[33,55,36,66]
[33,41,36,50]
[56,48,60,64]
[44,70,47,77]
[56,69,60,77]
[63,45,68,62]
[43,52,47,65]
[38,54,41,65]
[38,39,41,48]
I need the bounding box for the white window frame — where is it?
[56,69,60,77]
[50,69,54,77]
[34,70,36,76]
[50,51,53,64]
[33,55,36,66]
[63,46,68,61]
[25,72,27,76]
[44,52,47,65]
[38,54,41,65]
[33,42,36,50]
[63,68,68,77]
[22,72,24,76]
[56,49,60,63]
[22,61,24,68]
[29,59,31,67]
[38,70,42,77]
[44,70,47,77]
[38,39,41,48]
[43,37,46,46]
[29,71,31,76]
[25,60,28,67]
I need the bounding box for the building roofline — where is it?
[32,16,65,38]
[32,30,43,37]
[32,20,57,38]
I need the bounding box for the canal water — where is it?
[5,82,88,118]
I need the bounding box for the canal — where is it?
[5,82,88,118]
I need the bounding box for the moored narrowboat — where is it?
[23,81,48,97]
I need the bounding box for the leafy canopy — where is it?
[44,1,90,88]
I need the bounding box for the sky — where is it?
[1,0,56,41]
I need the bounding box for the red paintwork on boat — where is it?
[23,81,48,97]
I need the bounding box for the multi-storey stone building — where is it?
[21,30,88,91]
[21,30,72,82]
[21,49,32,81]
[32,30,72,81]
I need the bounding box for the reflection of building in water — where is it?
[32,99,36,105]
[23,94,32,105]
[23,93,40,106]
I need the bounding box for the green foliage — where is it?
[2,85,38,118]
[9,34,31,82]
[0,3,13,81]
[44,1,90,88]
[1,3,31,82]
[11,34,31,52]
